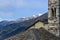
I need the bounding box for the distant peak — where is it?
[32,14,42,18]
[14,13,42,22]
[38,14,42,16]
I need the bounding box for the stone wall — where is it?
[48,0,60,36]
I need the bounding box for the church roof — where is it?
[20,27,60,40]
[38,27,60,40]
[5,27,59,40]
[36,12,48,23]
[0,13,48,40]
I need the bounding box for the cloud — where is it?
[12,0,27,8]
[0,0,48,21]
[0,11,14,21]
[0,18,3,21]
[0,0,28,8]
[0,12,13,17]
[0,0,10,8]
[0,0,48,8]
[21,0,48,9]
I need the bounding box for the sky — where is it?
[0,0,48,21]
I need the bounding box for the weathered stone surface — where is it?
[48,0,60,37]
[38,27,60,40]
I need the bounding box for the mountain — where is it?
[14,14,42,23]
[0,21,9,27]
[0,13,44,39]
[0,14,41,26]
[0,20,15,27]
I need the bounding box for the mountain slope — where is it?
[0,13,48,40]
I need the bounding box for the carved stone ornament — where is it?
[49,0,56,3]
[48,17,53,20]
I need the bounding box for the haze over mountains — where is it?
[0,14,42,27]
[0,14,43,39]
[0,13,49,40]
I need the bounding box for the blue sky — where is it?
[0,0,48,21]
